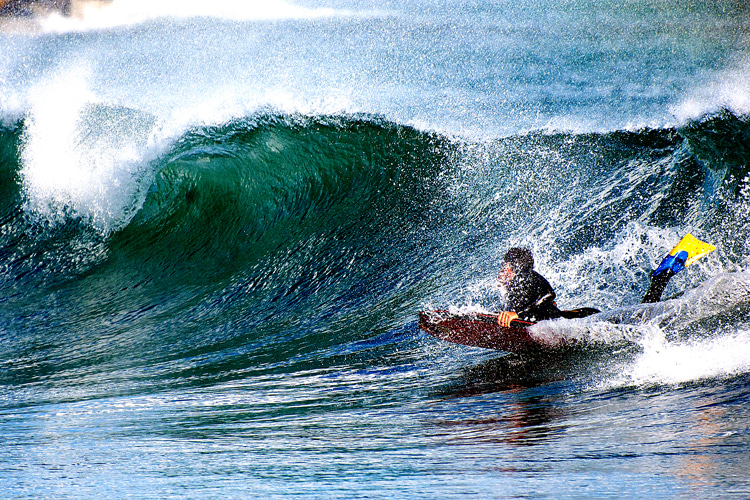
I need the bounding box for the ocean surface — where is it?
[2,0,750,497]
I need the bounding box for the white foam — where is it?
[39,0,352,33]
[587,270,750,387]
[671,56,750,122]
[528,317,647,347]
[610,330,750,386]
[20,64,159,232]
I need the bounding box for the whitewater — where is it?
[1,0,750,498]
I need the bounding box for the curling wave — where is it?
[1,109,750,394]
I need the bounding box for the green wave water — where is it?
[2,110,750,386]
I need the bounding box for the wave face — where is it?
[1,114,456,392]
[2,1,750,497]
[2,110,750,389]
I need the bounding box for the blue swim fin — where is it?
[642,234,716,303]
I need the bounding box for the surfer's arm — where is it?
[513,292,556,322]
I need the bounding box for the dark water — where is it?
[2,0,750,497]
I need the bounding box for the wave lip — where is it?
[20,67,159,233]
[672,57,750,124]
[5,108,750,389]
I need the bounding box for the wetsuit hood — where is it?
[502,247,534,274]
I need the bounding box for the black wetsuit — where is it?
[506,270,562,323]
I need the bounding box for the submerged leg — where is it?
[641,269,675,303]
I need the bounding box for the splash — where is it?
[612,329,750,386]
[20,64,158,232]
[672,57,750,123]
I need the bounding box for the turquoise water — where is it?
[1,1,750,497]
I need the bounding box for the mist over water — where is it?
[2,0,750,497]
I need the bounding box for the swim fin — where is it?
[642,233,716,303]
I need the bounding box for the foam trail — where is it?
[611,330,750,386]
[595,272,750,331]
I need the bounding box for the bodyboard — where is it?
[418,310,542,351]
[418,308,600,352]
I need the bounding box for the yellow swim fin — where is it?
[673,233,717,267]
[643,233,716,303]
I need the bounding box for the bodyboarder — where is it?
[496,247,562,327]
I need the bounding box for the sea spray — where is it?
[20,65,158,233]
[607,328,750,387]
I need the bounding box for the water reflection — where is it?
[429,393,568,448]
[445,346,601,395]
[425,350,591,447]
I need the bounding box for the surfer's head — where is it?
[498,247,533,287]
[502,247,533,274]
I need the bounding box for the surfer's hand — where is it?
[498,311,519,327]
